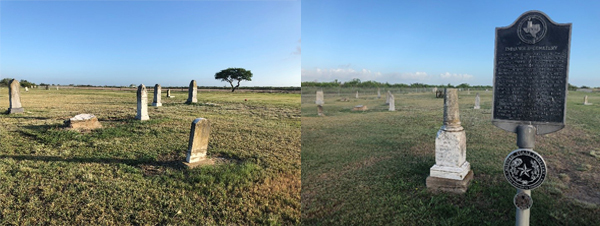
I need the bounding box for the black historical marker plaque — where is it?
[493,11,571,134]
[503,149,547,190]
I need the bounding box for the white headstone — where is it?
[388,93,395,111]
[355,91,359,99]
[136,84,149,120]
[8,79,24,113]
[186,80,197,103]
[429,89,471,181]
[377,88,381,99]
[474,93,480,109]
[315,90,324,105]
[152,84,162,107]
[184,118,214,168]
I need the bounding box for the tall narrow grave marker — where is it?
[152,84,162,107]
[388,93,395,111]
[136,84,149,120]
[426,88,473,194]
[8,79,24,113]
[474,93,481,109]
[186,80,197,104]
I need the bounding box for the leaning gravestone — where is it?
[183,118,215,168]
[474,93,481,109]
[136,84,149,120]
[65,114,102,130]
[388,93,395,111]
[8,79,24,113]
[152,84,162,107]
[426,88,473,194]
[186,80,198,104]
[584,95,592,105]
[493,10,571,225]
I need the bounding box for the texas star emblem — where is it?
[517,15,547,44]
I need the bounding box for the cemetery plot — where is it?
[0,88,300,225]
[301,88,600,225]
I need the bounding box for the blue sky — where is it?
[302,1,600,87]
[0,0,300,87]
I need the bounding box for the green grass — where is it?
[301,88,600,225]
[0,88,300,225]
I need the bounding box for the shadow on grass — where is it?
[0,154,187,171]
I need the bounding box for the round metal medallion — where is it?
[503,149,547,190]
[514,192,533,210]
[517,14,547,44]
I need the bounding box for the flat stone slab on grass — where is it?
[65,114,102,130]
[352,105,368,111]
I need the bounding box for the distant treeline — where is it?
[302,79,583,91]
[301,79,492,89]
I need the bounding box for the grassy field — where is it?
[0,88,300,225]
[301,88,599,225]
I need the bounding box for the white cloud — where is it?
[439,72,473,80]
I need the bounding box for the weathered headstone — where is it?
[186,80,197,104]
[183,118,215,168]
[377,88,381,99]
[315,90,324,105]
[352,105,368,111]
[65,114,102,130]
[467,88,470,95]
[45,85,49,90]
[426,88,473,194]
[355,91,359,99]
[56,86,59,90]
[385,91,391,104]
[388,93,395,111]
[25,87,29,92]
[474,93,481,109]
[8,79,24,113]
[317,105,324,116]
[433,87,438,93]
[166,89,173,98]
[152,84,162,107]
[493,11,571,225]
[584,95,592,105]
[136,84,149,121]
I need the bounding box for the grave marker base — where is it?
[426,170,473,194]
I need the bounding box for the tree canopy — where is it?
[214,68,253,92]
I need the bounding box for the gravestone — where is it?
[186,80,197,104]
[584,95,592,105]
[436,90,444,98]
[65,114,102,130]
[433,87,438,93]
[183,118,215,168]
[467,88,470,95]
[166,89,173,98]
[317,105,324,116]
[493,11,571,225]
[136,84,149,121]
[426,88,473,194]
[25,87,29,92]
[152,84,162,107]
[377,88,381,99]
[352,105,368,111]
[56,86,59,90]
[385,91,391,104]
[45,85,49,90]
[355,91,359,99]
[315,90,324,105]
[388,93,395,111]
[493,10,571,135]
[8,79,24,113]
[474,93,481,109]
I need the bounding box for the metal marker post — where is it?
[516,125,535,226]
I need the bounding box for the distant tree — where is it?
[567,83,578,91]
[581,85,590,89]
[456,83,470,89]
[0,78,13,87]
[20,79,36,88]
[215,68,253,92]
